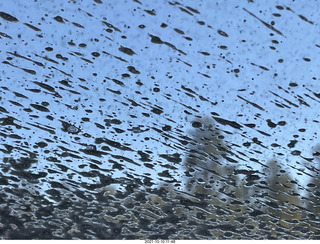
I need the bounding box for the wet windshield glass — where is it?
[0,0,319,239]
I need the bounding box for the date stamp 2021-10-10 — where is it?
[145,240,176,244]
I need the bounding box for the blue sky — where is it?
[1,0,320,195]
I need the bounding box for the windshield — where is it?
[0,0,319,239]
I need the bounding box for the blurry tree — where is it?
[182,116,253,231]
[183,116,235,194]
[308,144,320,209]
[259,158,304,238]
[181,117,317,238]
[303,144,320,237]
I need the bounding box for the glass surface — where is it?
[0,0,319,239]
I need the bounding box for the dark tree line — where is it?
[1,116,319,239]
